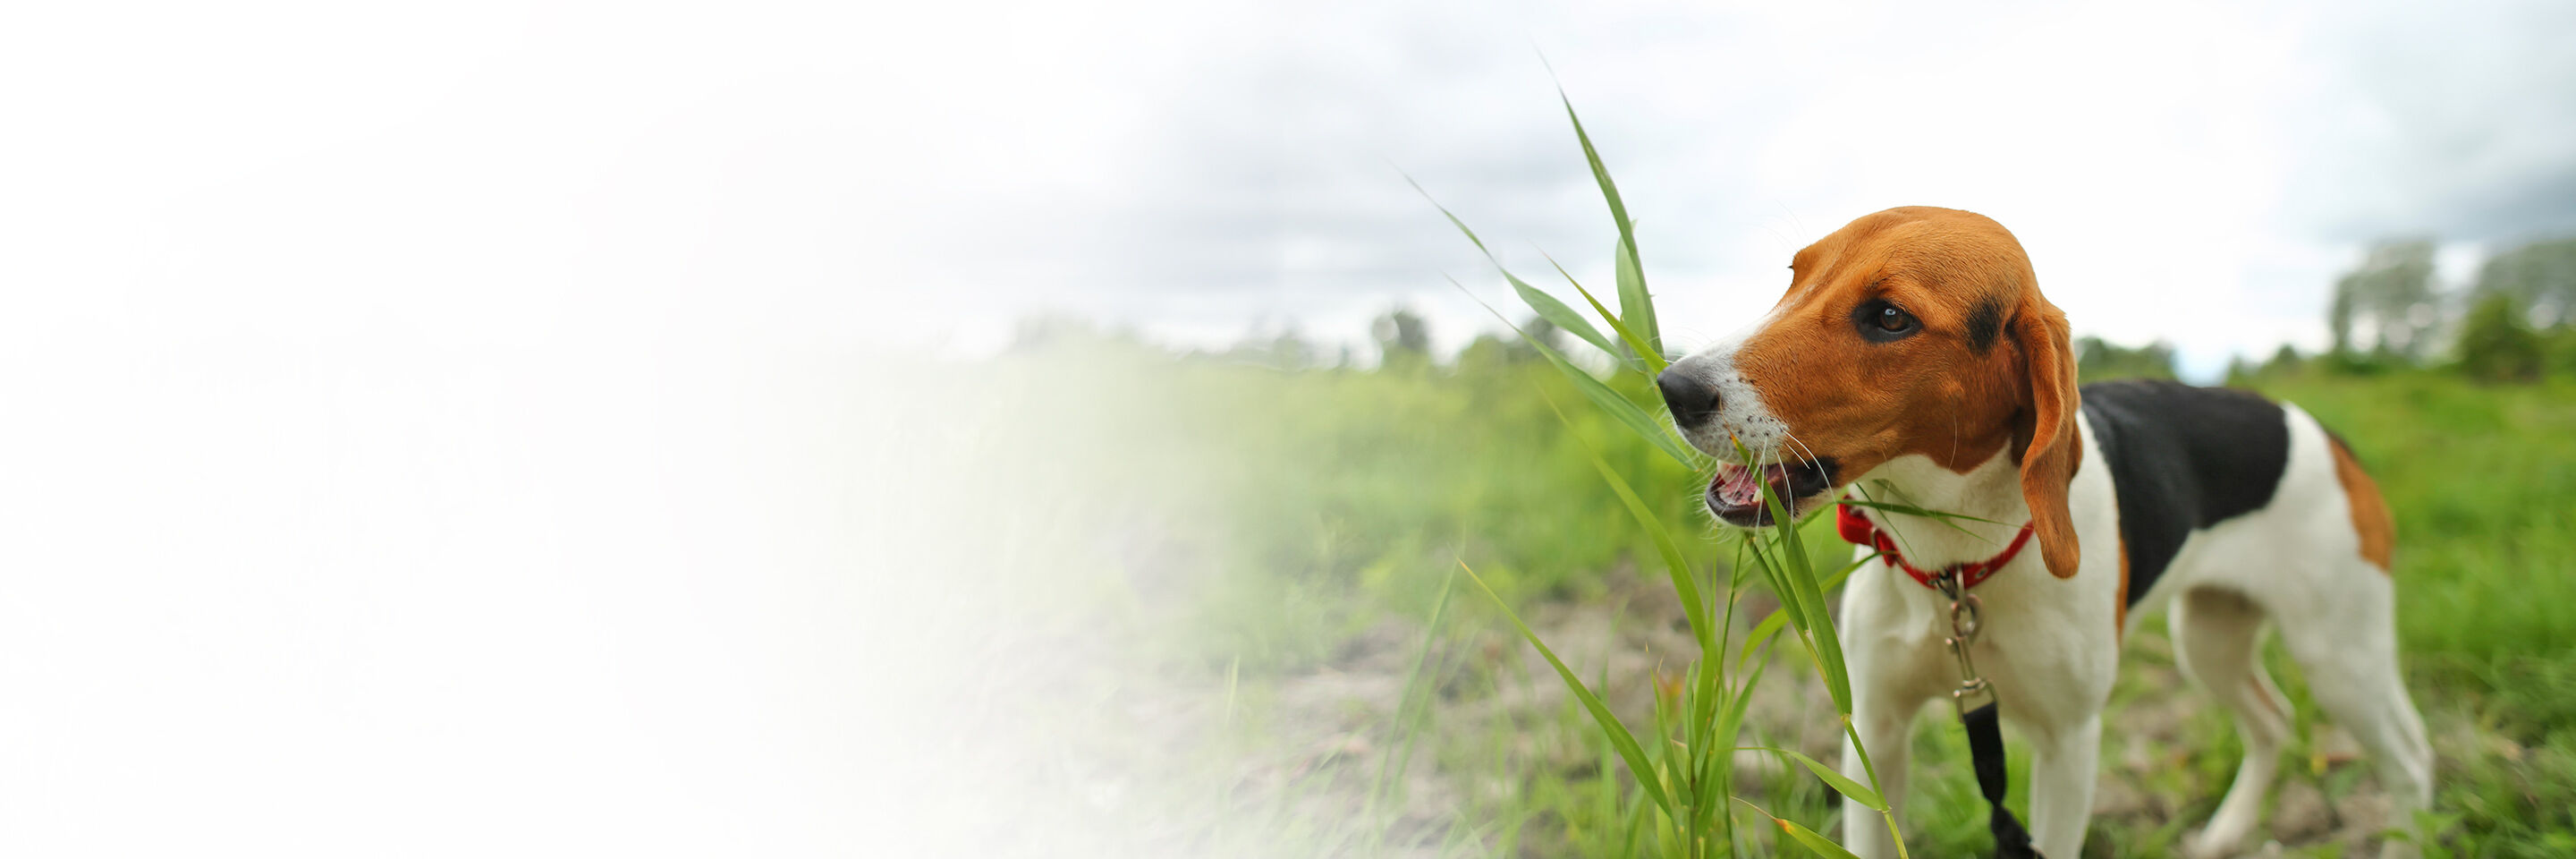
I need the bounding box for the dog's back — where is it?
[2078,378,2391,600]
[2078,378,2428,858]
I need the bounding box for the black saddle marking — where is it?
[2079,378,2292,605]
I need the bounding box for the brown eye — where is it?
[1853,301,1919,342]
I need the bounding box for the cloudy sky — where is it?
[887,0,2575,378]
[878,0,2576,378]
[14,1,2573,377]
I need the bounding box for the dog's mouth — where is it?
[1705,458,1839,527]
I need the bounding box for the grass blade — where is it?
[1737,438,1854,714]
[1451,276,1699,466]
[1459,559,1675,818]
[1738,539,1809,651]
[1543,252,1667,375]
[1367,567,1456,836]
[1776,816,1866,859]
[1821,550,1879,593]
[1775,515,1853,715]
[1770,551,1879,676]
[1740,608,1791,670]
[1647,657,1692,839]
[1558,90,1659,357]
[1837,495,2002,542]
[1717,637,1771,747]
[1530,325,1694,467]
[1743,536,1847,712]
[1834,498,2007,526]
[1710,651,1768,849]
[1406,175,1631,367]
[1732,797,1864,859]
[1537,391,1713,654]
[1615,232,1659,358]
[1514,274,1636,372]
[1740,746,1885,811]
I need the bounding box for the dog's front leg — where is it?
[1838,693,1918,859]
[2021,713,2102,859]
[1838,570,1937,859]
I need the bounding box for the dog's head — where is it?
[1658,206,2081,577]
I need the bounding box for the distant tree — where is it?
[1214,319,1320,370]
[2227,344,2309,387]
[1372,307,1432,371]
[2075,336,2176,382]
[1265,326,1318,370]
[2455,292,2545,382]
[1501,315,1562,364]
[2224,356,2258,387]
[1454,334,1512,376]
[2264,344,2305,376]
[2329,238,2441,359]
[2473,235,2576,329]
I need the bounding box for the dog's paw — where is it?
[2179,829,2254,859]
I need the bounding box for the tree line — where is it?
[1010,232,2576,385]
[2292,234,2576,382]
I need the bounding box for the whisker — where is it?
[1758,442,1786,515]
[1781,430,1822,469]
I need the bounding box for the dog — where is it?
[1655,207,2432,858]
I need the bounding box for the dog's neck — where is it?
[1845,447,2032,571]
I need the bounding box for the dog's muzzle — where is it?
[1704,458,1839,526]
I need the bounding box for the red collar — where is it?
[1835,503,2037,591]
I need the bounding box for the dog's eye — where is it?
[1853,301,1920,341]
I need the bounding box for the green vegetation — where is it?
[1008,332,2576,856]
[990,103,2576,859]
[2079,337,2180,383]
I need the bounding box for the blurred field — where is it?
[970,332,2576,857]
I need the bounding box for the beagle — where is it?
[1656,208,2432,858]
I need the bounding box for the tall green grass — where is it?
[1416,90,1897,858]
[997,330,2576,856]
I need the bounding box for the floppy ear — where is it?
[2012,297,2083,578]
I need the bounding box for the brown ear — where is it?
[2012,297,2083,578]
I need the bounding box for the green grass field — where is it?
[989,336,2576,857]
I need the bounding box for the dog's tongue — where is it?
[1716,464,1778,507]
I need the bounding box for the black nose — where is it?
[1656,369,1721,428]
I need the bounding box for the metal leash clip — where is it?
[1933,571,1997,713]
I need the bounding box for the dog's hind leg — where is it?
[2275,571,2434,859]
[2172,586,2294,859]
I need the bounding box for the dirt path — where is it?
[1209,571,2420,857]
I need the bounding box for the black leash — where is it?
[1962,702,2040,857]
[1932,572,2045,859]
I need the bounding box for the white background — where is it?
[0,1,2568,855]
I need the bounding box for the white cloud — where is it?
[16,1,2564,371]
[795,0,2575,377]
